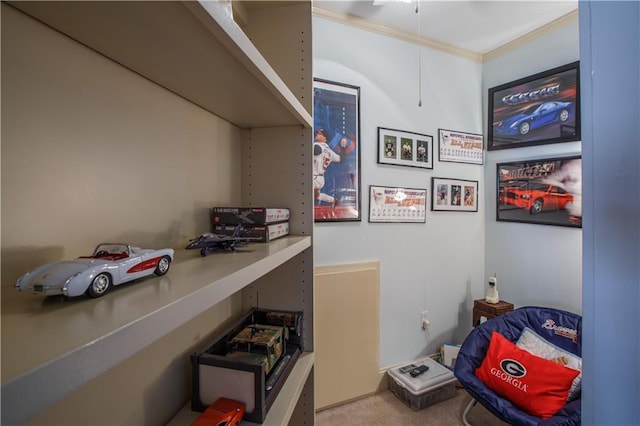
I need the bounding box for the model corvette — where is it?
[15,243,174,298]
[494,101,573,136]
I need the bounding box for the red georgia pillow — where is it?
[476,332,580,419]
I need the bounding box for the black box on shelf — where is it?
[212,207,290,226]
[191,308,303,424]
[214,222,290,242]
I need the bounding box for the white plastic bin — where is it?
[387,357,457,411]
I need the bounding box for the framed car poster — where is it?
[368,185,427,223]
[488,61,580,151]
[431,177,478,212]
[313,78,361,222]
[438,129,484,164]
[377,127,433,169]
[496,155,582,228]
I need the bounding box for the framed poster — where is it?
[438,128,484,164]
[488,61,580,151]
[431,177,478,212]
[497,155,582,228]
[313,79,361,222]
[377,127,433,169]
[368,185,427,223]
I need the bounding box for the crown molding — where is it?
[483,9,579,62]
[313,5,578,64]
[312,4,483,62]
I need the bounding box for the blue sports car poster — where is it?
[313,79,360,222]
[488,61,580,150]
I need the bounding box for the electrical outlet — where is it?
[421,310,430,329]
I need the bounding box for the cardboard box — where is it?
[440,343,461,369]
[212,207,290,226]
[387,357,457,411]
[191,308,303,423]
[214,222,290,242]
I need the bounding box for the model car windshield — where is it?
[93,244,129,256]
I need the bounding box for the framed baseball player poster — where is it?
[313,78,361,222]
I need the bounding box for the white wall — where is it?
[313,17,485,367]
[483,16,582,315]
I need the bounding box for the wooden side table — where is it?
[473,299,514,326]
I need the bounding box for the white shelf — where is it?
[1,236,311,425]
[168,352,315,426]
[7,0,312,129]
[2,1,314,423]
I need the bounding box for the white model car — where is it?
[15,243,174,298]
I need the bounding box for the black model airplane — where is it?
[185,225,259,256]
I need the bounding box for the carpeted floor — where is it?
[316,386,509,426]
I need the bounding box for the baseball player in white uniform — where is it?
[313,129,342,207]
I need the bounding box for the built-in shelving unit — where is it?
[1,1,314,424]
[2,237,311,424]
[6,0,312,130]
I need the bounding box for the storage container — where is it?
[212,207,290,226]
[191,308,303,423]
[387,357,457,411]
[214,222,290,242]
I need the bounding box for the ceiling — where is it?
[313,0,578,56]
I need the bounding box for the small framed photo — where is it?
[497,155,582,227]
[369,185,427,223]
[431,177,478,212]
[488,61,580,151]
[438,129,484,165]
[377,127,433,169]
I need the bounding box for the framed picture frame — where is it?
[313,78,361,222]
[438,128,484,164]
[368,185,427,223]
[377,127,433,169]
[431,177,478,212]
[497,155,582,228]
[488,61,580,151]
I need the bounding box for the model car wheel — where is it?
[87,273,112,298]
[200,248,207,257]
[518,121,530,135]
[154,256,171,276]
[559,109,569,122]
[530,198,544,214]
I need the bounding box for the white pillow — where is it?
[516,327,582,401]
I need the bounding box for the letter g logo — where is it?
[500,359,527,378]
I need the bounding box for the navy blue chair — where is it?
[454,306,582,426]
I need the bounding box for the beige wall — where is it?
[2,5,245,423]
[26,296,243,425]
[1,4,242,287]
[314,262,380,410]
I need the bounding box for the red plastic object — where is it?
[191,397,246,426]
